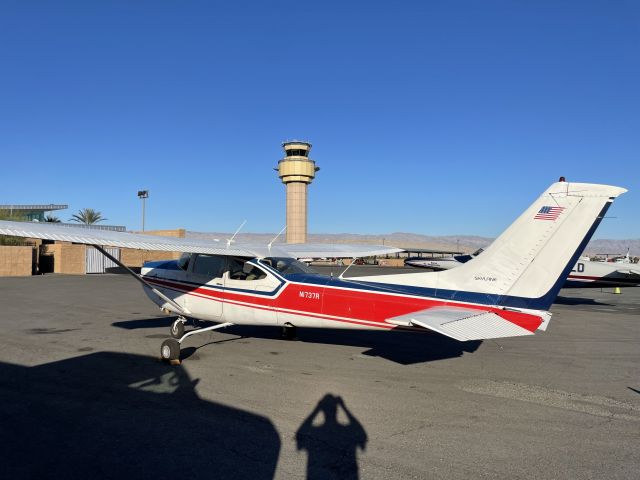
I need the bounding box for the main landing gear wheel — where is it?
[170,318,185,339]
[281,324,297,340]
[161,339,181,362]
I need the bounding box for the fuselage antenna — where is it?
[338,257,358,279]
[227,220,247,247]
[268,225,287,250]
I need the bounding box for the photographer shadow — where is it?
[296,394,367,480]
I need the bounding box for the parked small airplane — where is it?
[0,179,627,361]
[565,258,640,288]
[406,248,640,288]
[404,249,484,270]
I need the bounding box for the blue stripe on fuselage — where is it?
[143,260,181,270]
[284,273,503,306]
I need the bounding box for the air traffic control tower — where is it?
[276,141,319,243]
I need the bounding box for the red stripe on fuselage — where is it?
[567,274,600,281]
[143,276,542,332]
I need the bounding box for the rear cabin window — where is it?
[192,254,226,279]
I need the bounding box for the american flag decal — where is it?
[534,206,565,220]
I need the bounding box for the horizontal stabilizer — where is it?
[387,307,535,341]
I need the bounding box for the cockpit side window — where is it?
[228,257,267,281]
[177,253,192,271]
[192,254,227,279]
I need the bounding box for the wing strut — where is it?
[92,245,190,315]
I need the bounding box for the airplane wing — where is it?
[385,306,541,341]
[0,220,402,259]
[276,242,403,259]
[0,220,256,256]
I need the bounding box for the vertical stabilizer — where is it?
[434,181,627,309]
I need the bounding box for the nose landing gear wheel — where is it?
[170,319,185,339]
[161,339,181,362]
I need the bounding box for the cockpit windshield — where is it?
[260,257,316,275]
[177,253,192,271]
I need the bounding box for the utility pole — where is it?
[137,190,149,231]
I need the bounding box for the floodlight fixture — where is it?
[138,190,149,231]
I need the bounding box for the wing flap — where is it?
[387,306,535,341]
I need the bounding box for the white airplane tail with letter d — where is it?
[359,180,627,311]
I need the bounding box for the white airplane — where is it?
[565,258,640,288]
[406,247,640,288]
[404,249,484,269]
[0,180,627,362]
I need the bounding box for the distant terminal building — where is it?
[275,141,319,243]
[0,203,125,231]
[0,204,67,222]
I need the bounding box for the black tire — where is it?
[160,339,181,361]
[281,325,297,340]
[170,319,185,339]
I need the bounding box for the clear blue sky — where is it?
[1,1,638,238]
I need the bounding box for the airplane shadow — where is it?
[554,296,614,306]
[112,319,482,365]
[112,316,176,329]
[226,325,482,365]
[180,336,250,361]
[0,352,281,480]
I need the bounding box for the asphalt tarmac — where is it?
[0,268,638,479]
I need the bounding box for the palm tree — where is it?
[69,208,107,225]
[44,215,61,223]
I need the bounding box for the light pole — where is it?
[137,190,149,231]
